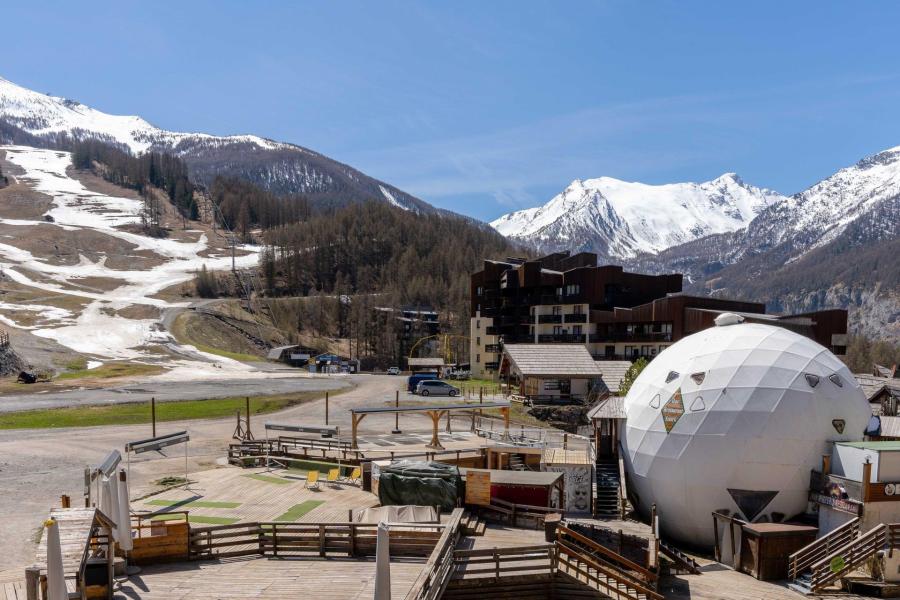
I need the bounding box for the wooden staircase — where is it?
[556,526,663,600]
[460,511,486,537]
[508,453,528,471]
[787,517,859,585]
[594,458,621,519]
[658,540,701,575]
[789,522,885,594]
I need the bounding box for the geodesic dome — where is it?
[621,316,871,546]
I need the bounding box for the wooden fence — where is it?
[451,544,556,580]
[189,520,445,561]
[404,508,465,600]
[480,498,562,529]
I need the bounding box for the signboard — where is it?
[128,432,190,454]
[809,492,863,516]
[465,470,491,506]
[662,388,685,433]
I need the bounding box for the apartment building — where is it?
[469,252,848,379]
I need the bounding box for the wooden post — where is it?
[502,406,510,439]
[863,460,873,502]
[822,454,831,475]
[427,411,445,450]
[445,410,452,433]
[151,396,156,438]
[349,523,356,556]
[325,391,329,425]
[318,524,326,557]
[25,567,39,600]
[351,413,366,449]
[246,396,251,439]
[61,494,70,508]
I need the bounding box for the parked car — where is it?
[387,367,400,375]
[407,372,439,392]
[416,380,460,397]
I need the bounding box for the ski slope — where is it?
[0,146,259,361]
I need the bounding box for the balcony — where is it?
[484,361,499,371]
[589,332,673,343]
[485,326,499,335]
[484,344,500,353]
[501,335,534,344]
[564,313,587,323]
[538,334,586,343]
[538,314,562,324]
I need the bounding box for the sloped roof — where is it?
[502,344,605,377]
[593,361,632,394]
[879,416,900,439]
[408,357,445,367]
[587,397,626,420]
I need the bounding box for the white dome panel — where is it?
[621,322,871,546]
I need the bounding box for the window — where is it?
[544,380,561,391]
[476,337,481,346]
[552,305,562,315]
[476,320,481,329]
[476,286,484,296]
[476,354,480,363]
[553,325,563,335]
[565,284,580,296]
[573,325,583,335]
[625,345,636,357]
[573,304,583,314]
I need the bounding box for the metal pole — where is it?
[151,397,156,438]
[393,391,401,434]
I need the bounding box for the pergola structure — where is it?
[349,402,511,450]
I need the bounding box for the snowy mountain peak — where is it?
[491,173,786,258]
[0,75,433,212]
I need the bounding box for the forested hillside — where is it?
[261,202,516,327]
[71,140,197,220]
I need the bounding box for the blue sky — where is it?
[5,1,900,221]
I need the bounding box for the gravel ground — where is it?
[0,373,411,578]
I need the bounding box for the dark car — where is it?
[407,372,439,392]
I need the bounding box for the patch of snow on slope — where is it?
[379,185,410,211]
[0,146,259,359]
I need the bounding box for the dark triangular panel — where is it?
[727,488,778,522]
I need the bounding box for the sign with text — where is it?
[662,389,685,433]
[465,470,491,506]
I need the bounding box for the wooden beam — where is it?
[351,413,367,449]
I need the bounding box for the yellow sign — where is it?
[662,389,685,433]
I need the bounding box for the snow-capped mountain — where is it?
[0,76,430,212]
[630,145,900,341]
[491,173,786,258]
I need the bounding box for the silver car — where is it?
[415,380,460,397]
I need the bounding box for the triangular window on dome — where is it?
[804,374,819,388]
[829,374,844,388]
[690,372,706,385]
[665,371,680,384]
[650,394,661,409]
[690,396,705,411]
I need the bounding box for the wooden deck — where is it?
[132,465,379,525]
[115,556,426,599]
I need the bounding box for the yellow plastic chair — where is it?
[305,470,320,489]
[347,467,362,485]
[326,468,340,484]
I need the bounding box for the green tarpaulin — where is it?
[377,461,462,512]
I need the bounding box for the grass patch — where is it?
[151,514,239,525]
[154,476,188,487]
[273,500,325,522]
[285,459,351,476]
[56,362,165,381]
[147,499,241,509]
[0,390,334,430]
[171,311,265,362]
[243,473,292,485]
[63,357,88,371]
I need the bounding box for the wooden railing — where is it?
[451,544,556,580]
[556,542,664,600]
[189,520,445,561]
[557,526,659,590]
[228,440,485,468]
[480,498,562,528]
[788,517,859,581]
[889,523,900,548]
[404,508,465,600]
[807,523,886,592]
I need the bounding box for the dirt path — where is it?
[0,373,411,577]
